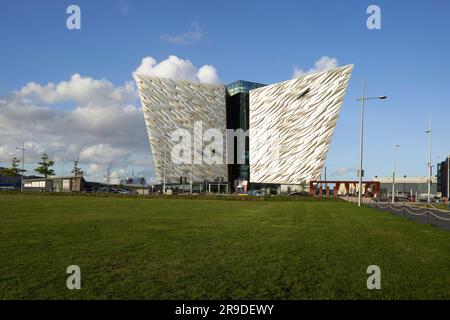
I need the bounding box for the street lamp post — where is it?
[403,175,407,197]
[53,148,66,192]
[356,80,387,207]
[425,115,432,204]
[15,142,26,192]
[391,144,399,204]
[190,163,193,195]
[163,140,167,195]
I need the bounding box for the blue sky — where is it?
[0,0,449,182]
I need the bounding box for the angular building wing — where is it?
[249,65,353,185]
[134,75,228,183]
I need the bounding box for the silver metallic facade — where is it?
[249,65,353,184]
[134,75,228,183]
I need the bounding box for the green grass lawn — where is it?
[0,194,449,299]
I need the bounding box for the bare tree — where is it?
[104,162,113,186]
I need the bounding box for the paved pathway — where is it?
[369,202,450,231]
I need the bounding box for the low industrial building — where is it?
[23,176,86,192]
[0,168,21,190]
[371,176,437,198]
[0,168,40,190]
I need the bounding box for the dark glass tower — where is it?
[225,80,266,187]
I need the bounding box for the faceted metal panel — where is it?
[249,65,353,184]
[134,75,228,183]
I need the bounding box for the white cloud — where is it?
[331,167,355,176]
[133,55,220,84]
[293,56,339,78]
[160,22,204,45]
[79,144,128,165]
[0,55,221,183]
[133,56,197,81]
[0,74,153,183]
[197,65,219,84]
[15,73,137,105]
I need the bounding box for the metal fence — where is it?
[368,201,450,231]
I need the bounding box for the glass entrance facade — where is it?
[226,80,266,185]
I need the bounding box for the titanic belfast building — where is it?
[134,65,353,192]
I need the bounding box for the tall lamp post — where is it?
[403,175,407,197]
[391,144,399,204]
[15,143,26,192]
[162,130,173,195]
[356,80,387,207]
[54,148,66,191]
[190,163,193,195]
[425,115,432,204]
[163,139,167,195]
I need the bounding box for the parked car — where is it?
[289,191,309,196]
[417,193,441,203]
[248,190,263,197]
[115,188,132,194]
[95,187,119,193]
[394,196,409,202]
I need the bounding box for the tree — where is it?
[70,158,85,192]
[104,162,113,186]
[35,153,55,178]
[71,159,84,177]
[11,157,23,175]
